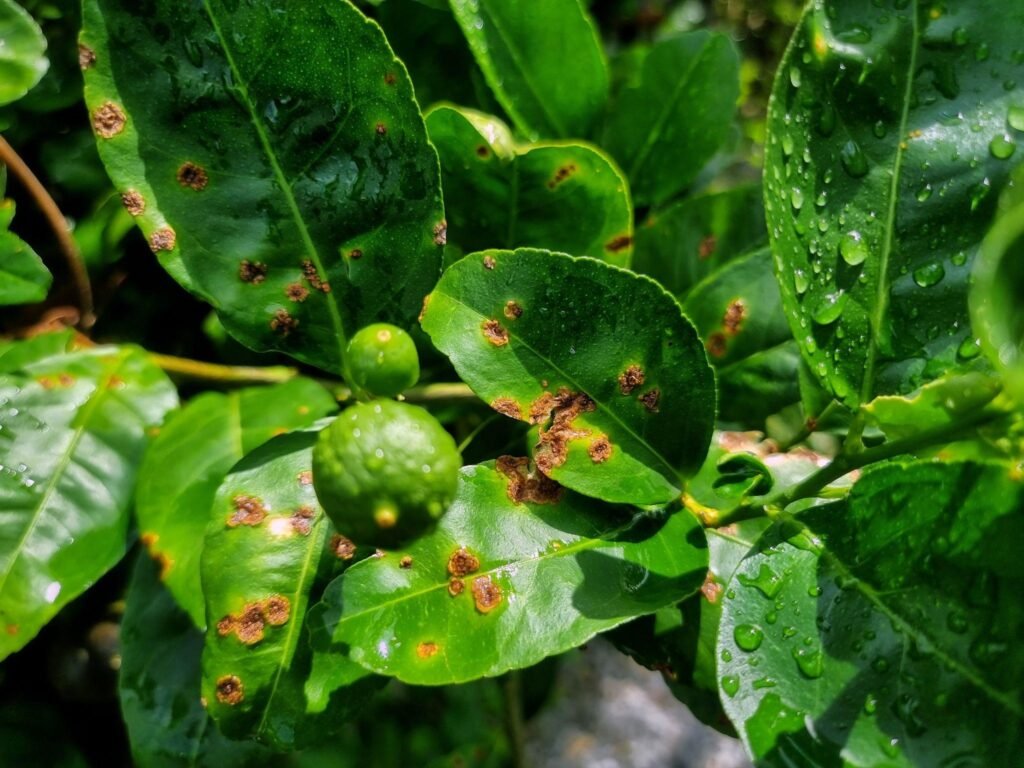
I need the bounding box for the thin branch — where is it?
[502,671,527,768]
[0,135,95,329]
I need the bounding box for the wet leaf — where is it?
[426,105,633,266]
[120,553,277,767]
[632,184,767,299]
[0,0,48,106]
[200,427,381,749]
[449,0,608,140]
[0,196,51,306]
[311,462,708,685]
[603,31,739,207]
[683,249,800,424]
[766,0,1024,407]
[0,335,177,660]
[81,0,444,376]
[420,248,716,504]
[863,371,1001,441]
[719,460,1024,766]
[135,378,336,628]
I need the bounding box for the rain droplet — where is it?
[792,647,824,679]
[975,42,990,61]
[791,187,805,210]
[989,133,1016,160]
[812,291,847,325]
[952,26,968,46]
[794,269,810,295]
[957,337,981,360]
[840,140,869,177]
[913,261,945,287]
[839,231,868,265]
[738,564,785,599]
[1008,105,1024,131]
[970,178,991,211]
[872,120,887,138]
[790,66,802,88]
[871,656,890,673]
[734,624,764,652]
[916,183,933,202]
[721,675,740,698]
[864,694,878,714]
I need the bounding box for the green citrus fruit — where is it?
[312,400,460,546]
[347,323,420,397]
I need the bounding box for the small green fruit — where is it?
[312,400,460,546]
[347,323,419,397]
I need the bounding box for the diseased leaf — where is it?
[682,249,800,424]
[135,378,336,628]
[719,461,1024,766]
[0,197,51,306]
[0,0,48,106]
[200,427,381,749]
[0,336,177,660]
[426,105,633,266]
[449,0,608,139]
[311,462,708,685]
[420,248,716,504]
[603,31,740,207]
[120,553,277,767]
[81,0,444,376]
[632,185,767,299]
[765,0,1024,407]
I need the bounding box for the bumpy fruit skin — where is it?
[312,400,460,547]
[347,323,420,397]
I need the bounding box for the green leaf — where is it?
[81,0,445,376]
[426,105,633,266]
[0,198,52,306]
[0,338,177,660]
[632,185,767,299]
[765,0,1024,408]
[200,427,380,749]
[682,249,800,424]
[121,553,278,767]
[449,0,609,139]
[420,248,716,504]
[719,460,1024,766]
[135,378,337,628]
[602,31,740,207]
[0,0,48,106]
[311,462,708,685]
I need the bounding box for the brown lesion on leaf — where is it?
[698,234,717,260]
[417,641,439,658]
[503,300,522,320]
[176,162,208,191]
[239,259,268,284]
[375,122,387,136]
[215,675,244,706]
[533,389,595,475]
[433,220,447,246]
[384,72,397,85]
[547,163,577,189]
[496,455,563,505]
[475,145,491,158]
[330,533,356,560]
[121,190,145,216]
[448,578,465,597]
[301,260,330,292]
[289,505,316,536]
[706,332,727,358]
[149,227,176,253]
[262,595,290,626]
[348,248,363,260]
[93,101,126,138]
[5,624,18,636]
[639,388,660,413]
[722,299,746,336]
[491,397,522,420]
[618,365,645,395]
[419,293,432,323]
[228,494,267,527]
[482,254,496,270]
[447,547,480,577]
[605,234,633,253]
[297,470,313,486]
[481,319,509,346]
[285,282,309,302]
[700,571,722,604]
[271,308,298,337]
[399,555,413,569]
[217,596,291,645]
[528,391,556,425]
[78,44,96,70]
[588,435,612,463]
[471,575,502,614]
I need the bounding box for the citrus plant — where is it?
[1,0,1022,765]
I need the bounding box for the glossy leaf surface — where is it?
[426,105,633,266]
[200,427,379,749]
[121,554,276,767]
[449,0,608,139]
[766,0,1024,407]
[420,248,716,504]
[135,378,336,628]
[0,0,48,106]
[312,462,707,685]
[0,197,51,306]
[81,0,444,375]
[719,461,1024,766]
[0,336,177,659]
[603,31,739,207]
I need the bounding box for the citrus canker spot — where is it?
[121,190,145,216]
[605,234,632,253]
[228,495,266,527]
[503,300,523,320]
[534,390,595,475]
[471,575,502,614]
[491,397,522,420]
[495,455,563,504]
[399,555,413,569]
[286,283,309,302]
[588,435,612,463]
[330,533,356,560]
[417,641,439,658]
[215,675,244,706]
[618,365,645,395]
[448,578,465,597]
[239,260,268,284]
[433,220,447,246]
[447,547,480,577]
[723,299,746,335]
[482,254,496,270]
[547,163,577,189]
[93,102,126,138]
[78,44,96,70]
[176,162,208,190]
[149,227,176,253]
[481,319,509,346]
[289,505,316,535]
[270,309,298,337]
[640,389,661,413]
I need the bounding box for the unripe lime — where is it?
[312,400,460,546]
[347,323,419,397]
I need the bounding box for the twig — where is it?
[502,671,527,768]
[0,135,95,329]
